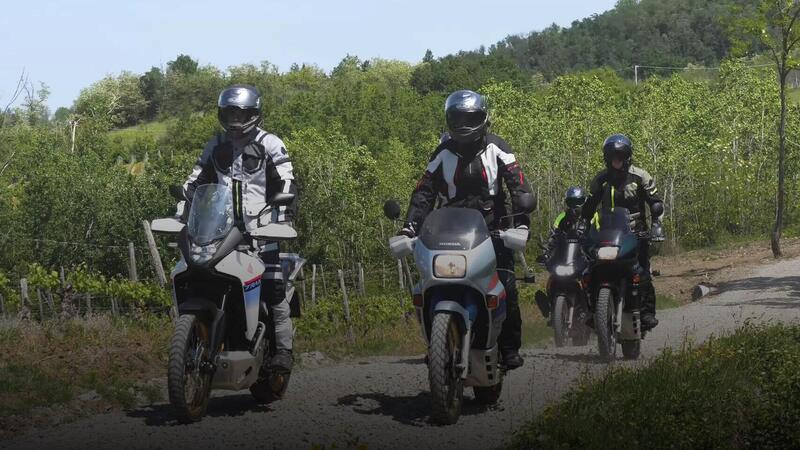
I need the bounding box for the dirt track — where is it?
[3,257,799,450]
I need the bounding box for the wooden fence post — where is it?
[397,259,404,290]
[321,265,328,297]
[0,293,5,319]
[36,289,45,321]
[338,269,355,345]
[380,261,385,290]
[86,294,93,316]
[20,278,28,309]
[357,262,366,297]
[142,220,167,287]
[128,242,138,282]
[300,266,307,305]
[311,264,317,304]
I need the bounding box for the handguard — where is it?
[499,228,529,252]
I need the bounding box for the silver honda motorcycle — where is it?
[384,201,530,425]
[151,183,303,422]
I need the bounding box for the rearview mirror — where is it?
[383,200,401,220]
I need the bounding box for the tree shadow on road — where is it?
[705,276,800,309]
[125,394,275,427]
[715,276,800,297]
[336,391,494,426]
[709,297,800,310]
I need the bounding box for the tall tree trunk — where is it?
[772,69,788,258]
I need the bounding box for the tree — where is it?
[53,107,71,123]
[730,0,800,257]
[167,54,198,75]
[73,72,147,128]
[138,67,165,120]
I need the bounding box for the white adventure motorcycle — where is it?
[151,183,303,422]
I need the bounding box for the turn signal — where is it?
[486,295,499,309]
[413,294,423,307]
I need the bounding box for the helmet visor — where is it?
[565,196,586,208]
[219,107,258,129]
[446,110,487,131]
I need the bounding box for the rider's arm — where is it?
[263,135,297,223]
[581,172,605,222]
[634,167,664,221]
[493,136,535,228]
[182,136,219,201]
[405,151,444,232]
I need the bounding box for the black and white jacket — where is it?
[181,127,297,230]
[405,134,534,231]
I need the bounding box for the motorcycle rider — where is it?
[535,186,587,319]
[581,134,665,330]
[400,89,535,370]
[178,84,298,372]
[544,186,588,257]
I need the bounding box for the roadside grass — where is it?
[510,322,800,450]
[295,290,553,360]
[0,315,170,418]
[657,293,681,310]
[108,120,169,144]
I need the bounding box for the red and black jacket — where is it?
[405,134,535,231]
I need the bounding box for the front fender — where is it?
[178,297,218,319]
[433,301,471,332]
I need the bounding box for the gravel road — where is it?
[4,257,799,450]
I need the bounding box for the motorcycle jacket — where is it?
[181,127,297,231]
[581,165,663,232]
[405,133,534,231]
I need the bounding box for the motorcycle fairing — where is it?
[215,251,265,340]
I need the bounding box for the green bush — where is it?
[511,322,800,449]
[295,292,412,341]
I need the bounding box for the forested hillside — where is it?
[412,0,754,93]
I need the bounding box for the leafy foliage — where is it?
[512,322,800,449]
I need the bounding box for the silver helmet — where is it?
[217,85,261,137]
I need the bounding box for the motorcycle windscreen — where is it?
[419,207,490,251]
[549,235,583,266]
[589,208,634,245]
[188,184,235,245]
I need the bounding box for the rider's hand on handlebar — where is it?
[397,222,416,238]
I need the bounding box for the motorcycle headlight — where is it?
[433,254,467,279]
[190,242,218,264]
[554,265,574,277]
[597,246,620,260]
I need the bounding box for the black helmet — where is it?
[217,85,261,138]
[602,134,633,168]
[445,90,488,144]
[565,186,586,215]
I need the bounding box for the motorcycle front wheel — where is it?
[595,288,617,363]
[428,313,464,425]
[552,295,569,347]
[168,314,213,423]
